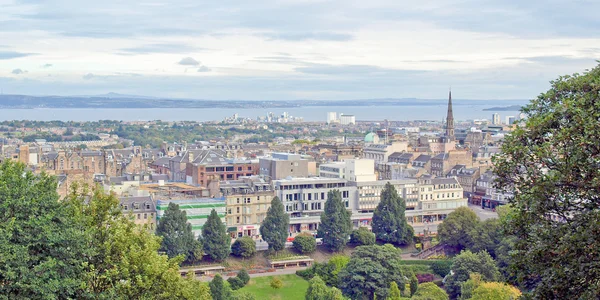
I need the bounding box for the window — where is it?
[237,198,240,204]
[146,204,150,209]
[237,207,240,213]
[228,209,232,214]
[236,216,240,223]
[137,214,141,219]
[226,166,234,171]
[247,166,252,171]
[144,213,147,219]
[238,167,242,171]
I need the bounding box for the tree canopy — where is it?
[231,236,257,258]
[444,250,500,299]
[437,206,479,250]
[371,182,414,245]
[156,202,201,262]
[317,190,352,252]
[202,209,231,261]
[260,196,289,251]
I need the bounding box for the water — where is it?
[0,105,522,122]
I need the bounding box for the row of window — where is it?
[205,166,253,172]
[283,190,350,201]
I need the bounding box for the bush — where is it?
[416,273,435,283]
[350,227,376,246]
[430,260,452,277]
[231,236,256,258]
[293,233,317,254]
[237,269,250,285]
[270,277,283,289]
[227,277,244,290]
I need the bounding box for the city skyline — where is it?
[1,0,599,100]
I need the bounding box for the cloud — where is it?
[197,65,211,72]
[262,32,353,41]
[118,43,210,55]
[178,57,200,66]
[11,69,27,75]
[82,73,95,80]
[0,51,36,60]
[42,63,53,68]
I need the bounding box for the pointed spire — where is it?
[446,88,455,141]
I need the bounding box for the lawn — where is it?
[239,274,309,300]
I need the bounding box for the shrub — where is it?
[227,277,244,290]
[293,233,317,254]
[237,269,250,285]
[416,273,435,283]
[430,260,452,278]
[350,227,376,246]
[270,277,283,289]
[231,236,256,258]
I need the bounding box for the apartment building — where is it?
[155,197,226,237]
[120,196,157,231]
[318,159,376,182]
[350,179,420,213]
[259,153,315,180]
[414,177,468,223]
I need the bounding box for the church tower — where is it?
[446,89,455,141]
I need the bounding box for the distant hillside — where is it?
[483,105,522,111]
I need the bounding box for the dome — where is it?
[364,132,377,143]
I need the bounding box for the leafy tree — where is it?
[388,282,402,299]
[459,273,483,300]
[444,250,500,299]
[409,274,419,296]
[317,190,352,252]
[209,274,231,300]
[260,196,289,251]
[228,277,245,290]
[350,227,376,246]
[306,276,330,300]
[202,209,230,261]
[270,277,283,289]
[156,202,200,262]
[468,218,502,258]
[328,288,345,300]
[237,269,250,285]
[232,236,256,258]
[182,272,213,300]
[493,65,600,299]
[437,207,479,250]
[339,244,406,300]
[412,283,449,300]
[471,282,521,300]
[430,260,453,278]
[293,232,317,253]
[298,254,350,286]
[0,161,88,298]
[371,182,414,245]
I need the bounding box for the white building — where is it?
[492,113,501,125]
[339,114,356,125]
[363,142,408,163]
[318,159,376,182]
[505,116,516,125]
[326,112,338,124]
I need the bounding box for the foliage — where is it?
[182,272,213,300]
[260,196,290,251]
[459,273,483,300]
[293,232,317,254]
[306,276,331,300]
[468,218,503,258]
[238,269,250,285]
[297,254,350,287]
[389,282,402,300]
[470,282,521,300]
[444,250,500,299]
[415,274,435,284]
[430,260,453,278]
[202,209,231,261]
[228,277,245,290]
[371,182,414,245]
[232,236,257,258]
[409,274,419,296]
[317,190,352,252]
[210,274,232,300]
[412,283,449,300]
[350,227,376,246]
[437,207,479,250]
[271,277,284,289]
[339,244,406,300]
[493,64,600,298]
[156,202,200,263]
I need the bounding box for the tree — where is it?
[493,64,600,299]
[260,196,289,251]
[388,282,402,299]
[270,277,283,289]
[468,218,502,258]
[293,232,317,253]
[232,236,256,258]
[459,273,483,300]
[350,227,376,246]
[437,206,479,250]
[202,209,230,261]
[182,272,213,300]
[306,276,330,300]
[430,260,453,278]
[412,283,449,300]
[228,277,245,290]
[470,282,521,300]
[237,269,250,285]
[156,202,200,262]
[317,190,352,252]
[444,250,500,299]
[371,182,414,245]
[209,274,232,300]
[409,274,419,296]
[339,244,406,300]
[0,161,88,298]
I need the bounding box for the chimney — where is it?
[188,152,194,163]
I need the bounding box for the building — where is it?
[447,164,481,198]
[273,177,358,234]
[492,113,501,125]
[363,142,408,164]
[445,90,455,141]
[350,179,419,213]
[326,112,338,124]
[414,176,468,224]
[155,197,227,237]
[505,116,516,125]
[120,196,157,230]
[430,150,472,177]
[259,153,315,180]
[339,114,356,125]
[318,159,376,182]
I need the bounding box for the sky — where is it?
[0,0,599,100]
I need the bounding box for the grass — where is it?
[238,274,309,300]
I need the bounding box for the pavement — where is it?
[468,204,499,221]
[197,267,305,282]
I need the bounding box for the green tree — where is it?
[209,274,232,300]
[412,282,449,300]
[409,274,419,296]
[0,161,88,298]
[388,282,402,299]
[260,196,289,252]
[182,272,213,300]
[227,277,245,290]
[371,182,414,245]
[237,269,250,285]
[430,260,453,278]
[306,276,330,300]
[293,232,317,254]
[232,236,257,258]
[445,250,500,299]
[437,206,479,250]
[468,218,502,258]
[156,202,200,262]
[350,227,376,246]
[470,282,521,300]
[339,244,406,300]
[493,64,600,299]
[202,209,230,261]
[459,273,483,300]
[317,190,352,252]
[270,277,283,289]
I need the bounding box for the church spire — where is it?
[446,89,455,141]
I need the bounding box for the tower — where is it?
[446,89,455,141]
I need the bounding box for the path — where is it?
[196,267,307,282]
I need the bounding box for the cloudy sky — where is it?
[0,0,599,100]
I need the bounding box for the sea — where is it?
[0,104,524,122]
